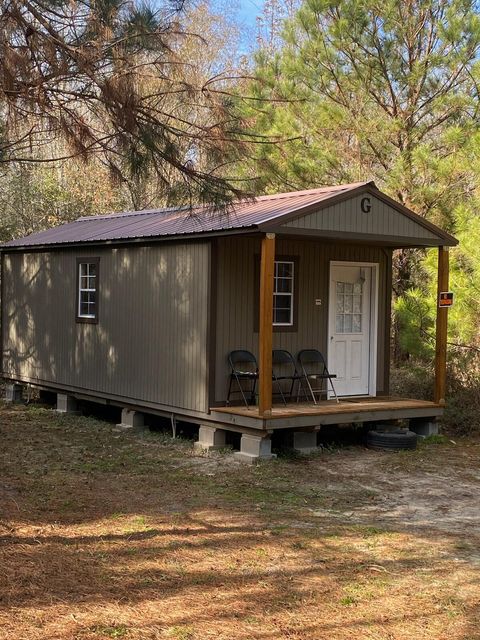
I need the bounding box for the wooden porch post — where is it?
[434,246,449,405]
[259,233,275,415]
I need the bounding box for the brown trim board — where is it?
[206,239,218,408]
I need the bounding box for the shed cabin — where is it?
[1,181,457,461]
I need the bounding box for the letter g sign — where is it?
[360,197,372,213]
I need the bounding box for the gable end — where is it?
[277,191,454,247]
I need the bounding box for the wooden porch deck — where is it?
[209,397,443,431]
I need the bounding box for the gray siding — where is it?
[283,193,439,243]
[214,236,391,403]
[2,242,210,413]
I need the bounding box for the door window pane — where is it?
[335,280,363,334]
[335,315,344,333]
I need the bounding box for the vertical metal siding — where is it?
[3,242,210,412]
[214,237,390,402]
[284,194,438,241]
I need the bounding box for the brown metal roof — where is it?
[1,181,457,249]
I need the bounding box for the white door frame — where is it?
[327,261,379,397]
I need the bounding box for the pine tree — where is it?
[245,0,480,360]
[0,0,252,207]
[256,0,300,52]
[249,0,480,208]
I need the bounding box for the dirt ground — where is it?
[1,403,480,640]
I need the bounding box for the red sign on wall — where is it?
[438,292,454,308]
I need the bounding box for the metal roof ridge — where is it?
[249,181,372,202]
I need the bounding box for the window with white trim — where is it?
[77,260,99,321]
[273,260,294,326]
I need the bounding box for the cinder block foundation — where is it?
[116,408,145,431]
[234,434,276,464]
[293,430,318,454]
[5,383,24,404]
[409,418,439,438]
[56,393,79,414]
[194,425,227,452]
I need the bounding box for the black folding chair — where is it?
[226,350,258,407]
[272,349,305,404]
[297,349,339,404]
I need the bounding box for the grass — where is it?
[1,403,480,640]
[420,434,449,445]
[167,627,194,640]
[91,625,129,638]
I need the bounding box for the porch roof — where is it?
[2,181,457,250]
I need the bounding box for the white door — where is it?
[328,263,375,397]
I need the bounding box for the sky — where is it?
[224,0,265,52]
[237,0,264,29]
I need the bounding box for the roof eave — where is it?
[261,226,457,248]
[369,188,458,246]
[0,226,262,253]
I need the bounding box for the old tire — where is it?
[366,429,417,451]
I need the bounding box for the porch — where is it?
[210,397,443,431]
[199,396,443,462]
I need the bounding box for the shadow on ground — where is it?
[1,403,479,640]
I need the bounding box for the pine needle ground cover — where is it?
[1,405,479,640]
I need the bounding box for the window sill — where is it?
[76,316,99,324]
[254,326,298,334]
